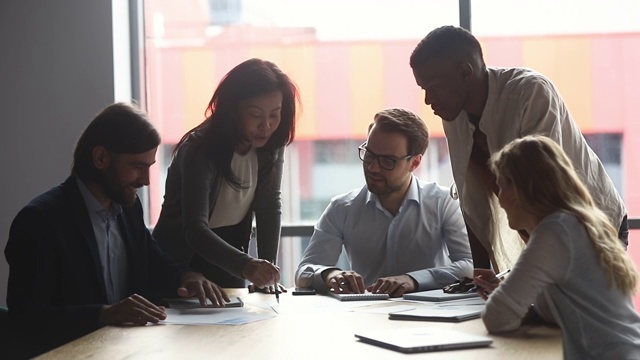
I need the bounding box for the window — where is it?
[142,0,459,286]
[140,0,639,291]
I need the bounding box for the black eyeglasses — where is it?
[358,142,413,171]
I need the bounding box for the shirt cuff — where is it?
[311,266,340,292]
[405,269,439,292]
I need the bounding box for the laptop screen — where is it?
[355,326,493,353]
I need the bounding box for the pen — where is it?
[470,268,511,293]
[267,260,280,304]
[493,268,511,280]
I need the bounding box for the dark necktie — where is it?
[468,119,530,241]
[468,119,499,196]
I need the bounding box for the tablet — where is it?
[167,297,244,308]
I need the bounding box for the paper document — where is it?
[272,293,390,314]
[403,289,480,302]
[162,305,275,325]
[356,304,417,314]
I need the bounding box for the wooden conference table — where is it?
[37,289,562,359]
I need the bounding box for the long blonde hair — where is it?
[490,135,637,295]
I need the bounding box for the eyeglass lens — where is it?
[359,147,396,170]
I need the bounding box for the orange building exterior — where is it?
[145,28,640,218]
[142,3,640,308]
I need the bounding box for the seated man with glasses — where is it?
[295,108,472,297]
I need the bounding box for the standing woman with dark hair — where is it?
[153,58,298,292]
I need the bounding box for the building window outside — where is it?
[141,0,638,288]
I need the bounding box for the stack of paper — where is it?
[402,289,479,302]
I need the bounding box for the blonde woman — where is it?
[475,135,640,359]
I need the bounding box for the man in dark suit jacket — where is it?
[4,103,229,358]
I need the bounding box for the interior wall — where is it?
[0,0,115,306]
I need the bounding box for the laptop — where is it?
[355,327,493,353]
[388,305,483,322]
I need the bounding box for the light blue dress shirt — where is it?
[295,175,473,291]
[77,179,129,304]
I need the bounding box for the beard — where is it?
[99,168,140,207]
[364,173,404,196]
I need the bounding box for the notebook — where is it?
[328,292,389,301]
[167,297,244,308]
[403,289,480,302]
[355,327,493,353]
[388,305,483,322]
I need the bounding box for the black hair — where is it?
[410,25,484,69]
[174,58,299,188]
